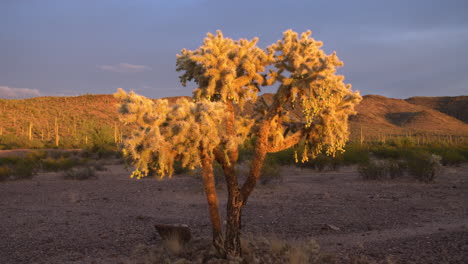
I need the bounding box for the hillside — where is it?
[1,93,467,148]
[0,94,120,148]
[350,95,468,136]
[405,96,468,123]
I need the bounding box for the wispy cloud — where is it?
[0,86,41,99]
[360,26,468,45]
[98,63,151,73]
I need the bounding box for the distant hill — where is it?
[350,95,468,139]
[0,94,119,148]
[405,96,468,124]
[1,93,467,148]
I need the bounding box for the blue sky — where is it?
[1,0,467,99]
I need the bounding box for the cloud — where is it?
[360,26,468,45]
[98,63,151,73]
[0,86,41,99]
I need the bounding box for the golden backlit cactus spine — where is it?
[116,29,361,258]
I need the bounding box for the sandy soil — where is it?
[0,160,467,264]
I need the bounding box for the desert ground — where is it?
[0,157,467,264]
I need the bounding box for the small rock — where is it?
[154,223,192,244]
[321,224,341,231]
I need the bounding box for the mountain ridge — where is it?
[0,93,467,147]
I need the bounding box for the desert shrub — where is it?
[213,162,226,186]
[389,136,416,148]
[358,160,387,180]
[0,166,11,181]
[432,149,466,166]
[260,155,282,185]
[48,151,64,159]
[0,156,21,166]
[269,148,296,166]
[90,162,107,171]
[440,150,465,166]
[41,157,81,172]
[63,166,96,180]
[369,145,402,160]
[237,138,255,163]
[8,158,38,180]
[25,150,48,161]
[406,152,442,182]
[133,236,337,264]
[342,144,369,165]
[0,134,46,149]
[297,154,342,172]
[79,149,93,159]
[173,160,191,175]
[385,159,406,179]
[0,155,40,181]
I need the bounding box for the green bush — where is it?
[406,152,442,182]
[435,149,466,166]
[297,154,342,172]
[260,155,282,185]
[389,136,416,148]
[213,162,226,186]
[0,156,21,166]
[41,157,81,172]
[358,160,386,180]
[0,154,40,181]
[269,148,296,166]
[385,159,406,179]
[173,160,191,175]
[10,159,37,180]
[369,145,402,160]
[25,150,48,161]
[342,144,369,165]
[0,166,11,181]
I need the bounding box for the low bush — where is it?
[269,148,296,166]
[0,156,21,166]
[132,236,338,264]
[0,166,11,181]
[0,154,39,181]
[358,160,387,180]
[63,166,97,180]
[434,149,466,166]
[406,152,442,182]
[173,160,191,175]
[41,157,82,172]
[385,159,406,179]
[297,154,342,172]
[260,155,282,185]
[90,162,107,171]
[213,162,225,186]
[10,159,37,180]
[341,144,369,165]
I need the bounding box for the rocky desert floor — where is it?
[0,158,467,264]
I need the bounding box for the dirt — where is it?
[0,161,467,264]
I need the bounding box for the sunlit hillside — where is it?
[1,93,467,149]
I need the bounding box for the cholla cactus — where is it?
[177,30,271,108]
[115,88,253,179]
[116,29,361,258]
[265,30,361,161]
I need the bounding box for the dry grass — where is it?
[132,235,340,264]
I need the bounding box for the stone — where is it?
[321,224,341,231]
[154,224,192,244]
